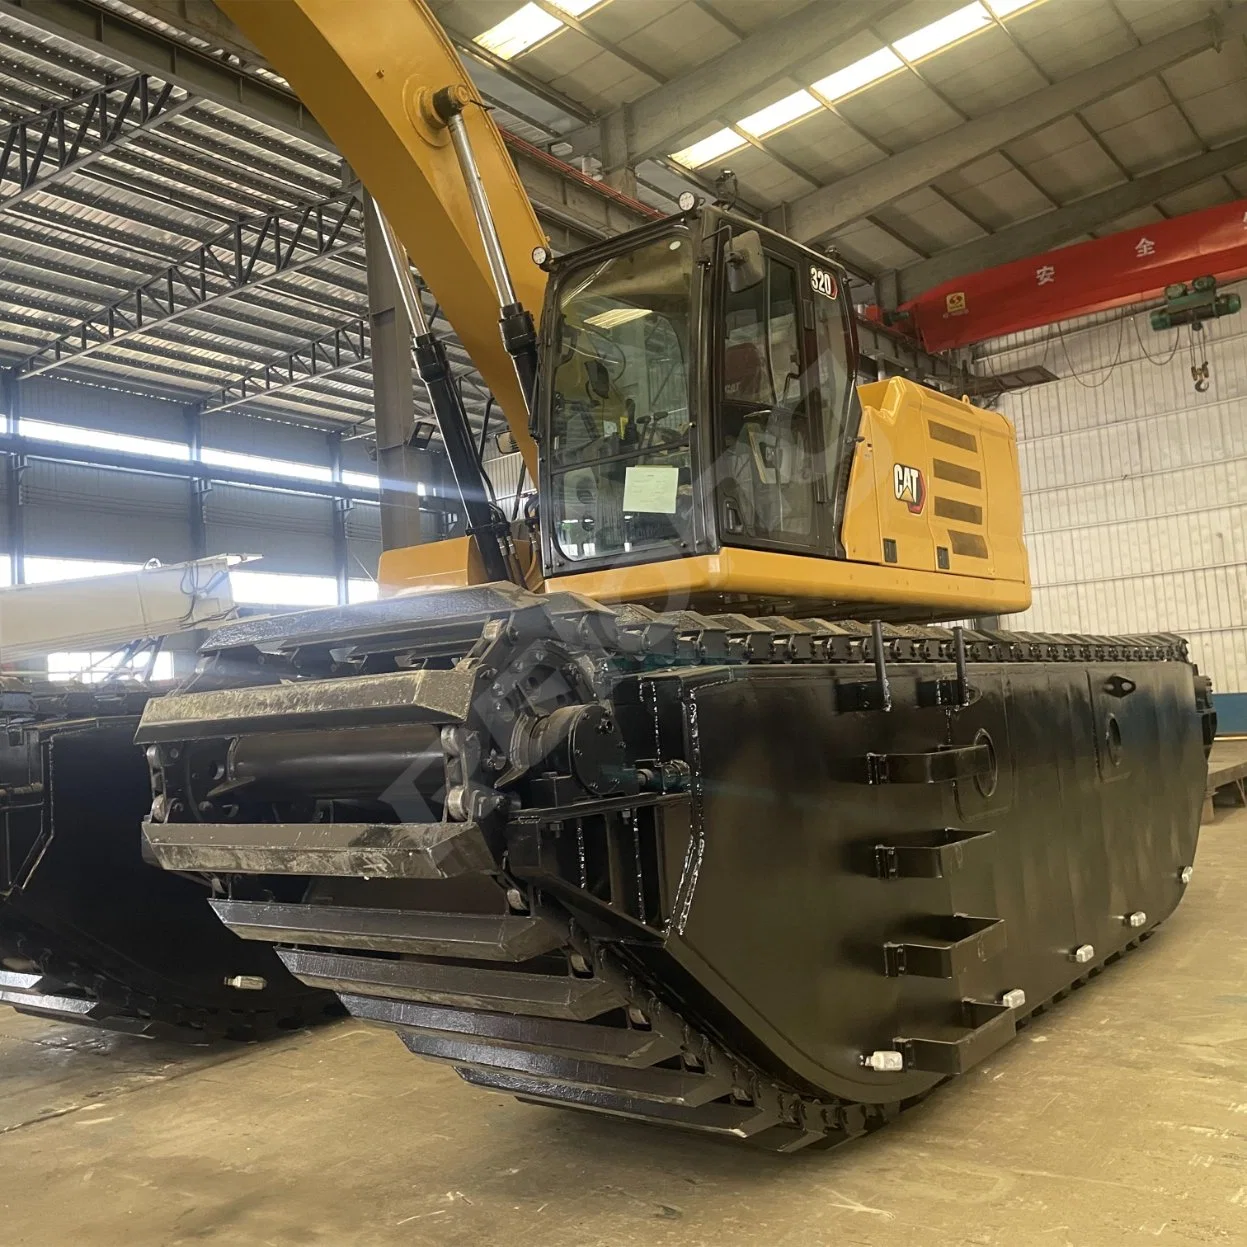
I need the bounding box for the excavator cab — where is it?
[533,204,1029,618]
[538,207,859,579]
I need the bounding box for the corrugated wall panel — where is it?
[484,451,525,514]
[202,411,333,466]
[22,462,191,563]
[985,289,1247,692]
[204,484,334,574]
[339,440,378,478]
[3,385,373,583]
[346,500,382,580]
[21,377,187,442]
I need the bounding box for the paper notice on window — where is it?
[623,464,679,514]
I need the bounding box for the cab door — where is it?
[716,236,831,558]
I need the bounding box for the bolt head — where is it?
[1180,866,1194,884]
[862,1049,904,1073]
[1071,943,1095,965]
[1126,910,1147,928]
[224,975,267,991]
[1001,988,1027,1010]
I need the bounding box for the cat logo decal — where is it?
[893,463,926,514]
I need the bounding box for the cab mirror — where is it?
[725,229,765,293]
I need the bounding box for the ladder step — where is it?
[896,999,1017,1075]
[405,1033,730,1107]
[340,992,683,1067]
[280,949,624,1021]
[869,828,996,879]
[883,915,1007,979]
[144,819,496,879]
[212,900,562,961]
[840,743,994,785]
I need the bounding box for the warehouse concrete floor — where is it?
[3,809,1247,1247]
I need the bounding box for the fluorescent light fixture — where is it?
[738,89,821,137]
[586,307,652,329]
[811,47,904,102]
[670,128,747,169]
[670,0,1047,168]
[476,3,564,59]
[476,0,607,60]
[894,3,992,62]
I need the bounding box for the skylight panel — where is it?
[475,0,608,59]
[475,3,564,60]
[811,48,904,102]
[894,3,992,62]
[738,90,821,138]
[549,0,605,15]
[668,0,1050,169]
[985,0,1041,16]
[670,128,748,169]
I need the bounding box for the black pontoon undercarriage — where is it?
[136,586,1213,1148]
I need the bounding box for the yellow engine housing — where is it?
[379,378,1031,622]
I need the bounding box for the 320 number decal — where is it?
[810,267,838,299]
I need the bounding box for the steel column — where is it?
[1,369,26,585]
[328,430,350,606]
[364,192,430,554]
[185,405,208,561]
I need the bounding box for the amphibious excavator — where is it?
[130,0,1213,1150]
[0,676,338,1039]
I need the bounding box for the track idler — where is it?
[137,587,1213,1147]
[0,680,340,1041]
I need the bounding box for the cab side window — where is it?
[720,255,813,541]
[810,267,855,507]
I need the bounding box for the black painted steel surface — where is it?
[0,682,340,1040]
[137,588,1213,1146]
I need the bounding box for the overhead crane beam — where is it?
[887,135,1247,306]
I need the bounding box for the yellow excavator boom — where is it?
[217,0,546,479]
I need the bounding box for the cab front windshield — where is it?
[548,233,693,563]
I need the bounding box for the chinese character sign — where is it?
[901,197,1247,351]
